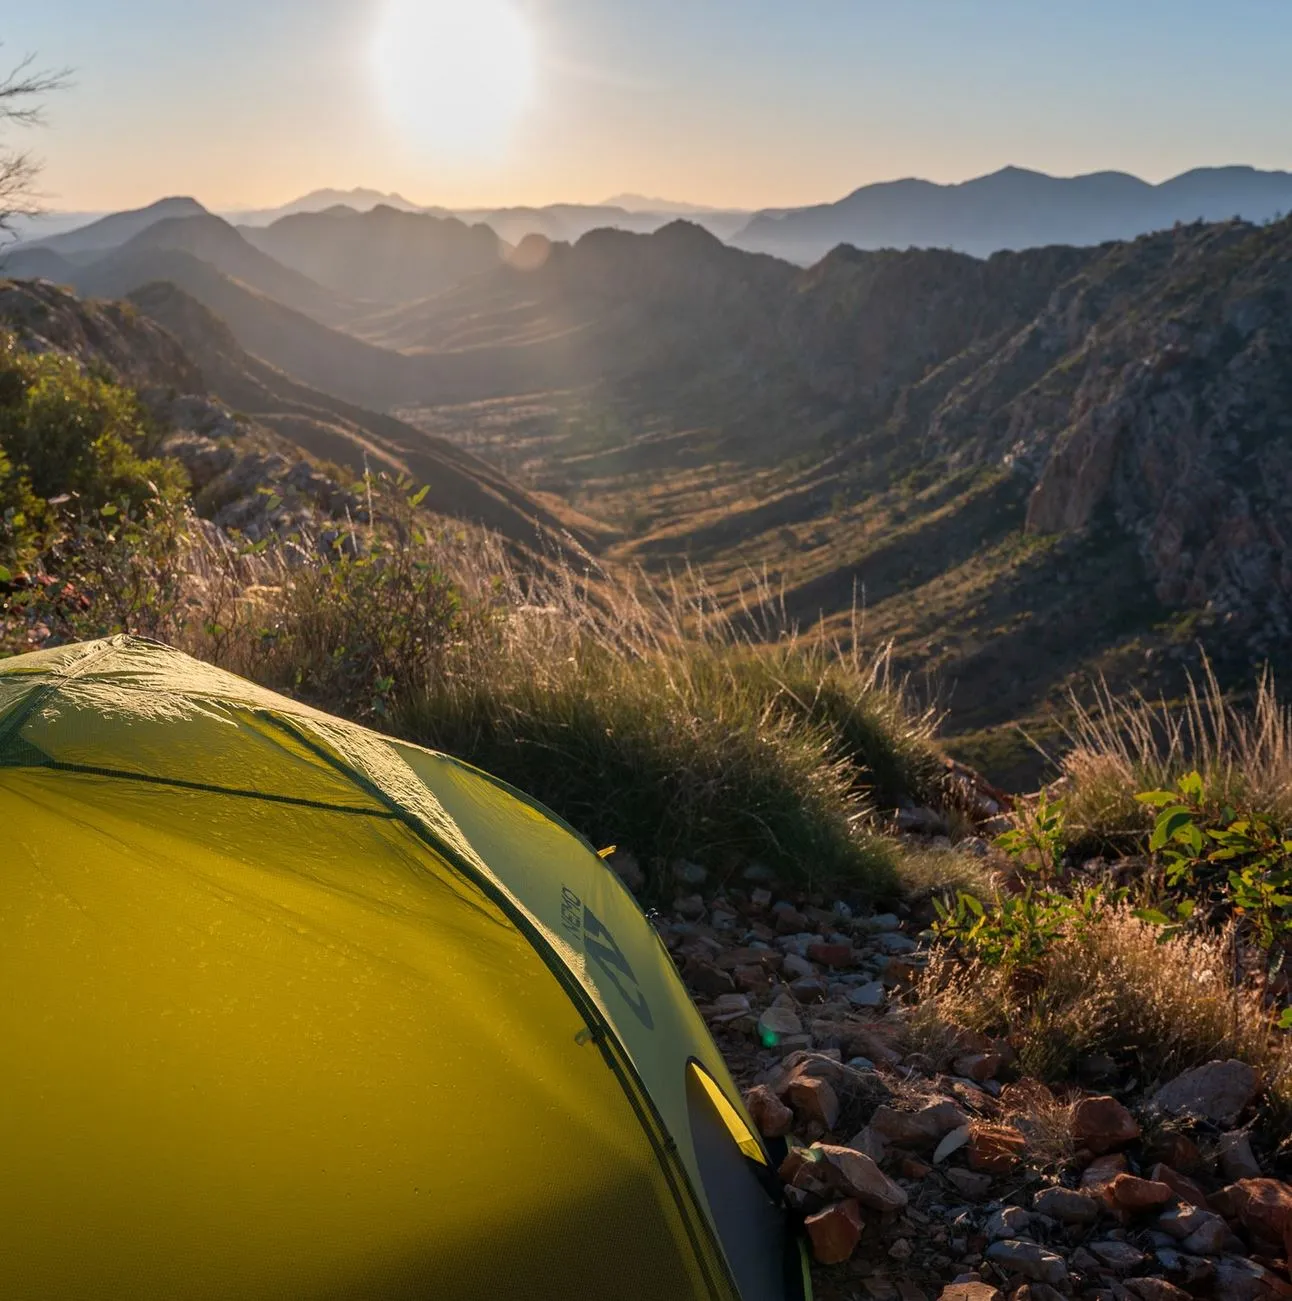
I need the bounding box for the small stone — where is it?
[1180,1214,1229,1255]
[1089,1240,1146,1272]
[1105,1173,1176,1213]
[707,993,752,1022]
[775,908,810,935]
[749,887,773,908]
[1124,1281,1192,1301]
[1219,1130,1263,1182]
[1080,1152,1129,1193]
[1154,1246,1216,1290]
[1071,1095,1142,1154]
[758,1005,803,1042]
[937,1285,1003,1301]
[1151,1059,1259,1127]
[847,1126,887,1163]
[744,1085,794,1139]
[945,1168,994,1201]
[888,1237,914,1261]
[954,1052,1003,1082]
[1212,1254,1292,1300]
[1033,1186,1100,1225]
[871,1101,970,1150]
[985,1205,1031,1241]
[805,1198,865,1265]
[863,913,903,933]
[901,1156,933,1180]
[849,980,887,1008]
[1157,1204,1216,1240]
[675,893,706,919]
[983,1239,1069,1288]
[788,1076,840,1130]
[687,961,736,998]
[807,941,854,967]
[672,858,707,886]
[967,1123,1027,1173]
[815,1143,909,1212]
[877,932,919,954]
[1149,1163,1209,1209]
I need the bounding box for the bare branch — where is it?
[0,48,73,238]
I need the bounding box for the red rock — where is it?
[1226,1179,1292,1260]
[938,1284,1003,1301]
[1150,1162,1209,1210]
[901,1155,933,1180]
[945,1167,993,1200]
[1071,1095,1141,1154]
[1145,1130,1204,1173]
[805,1198,865,1265]
[744,1085,794,1139]
[775,908,810,935]
[685,960,736,997]
[954,1052,1004,1082]
[1080,1152,1129,1193]
[813,1143,909,1211]
[1125,1281,1192,1300]
[733,964,770,993]
[714,946,782,972]
[870,1101,970,1150]
[967,1123,1027,1173]
[1105,1173,1176,1213]
[807,941,854,967]
[788,1076,840,1130]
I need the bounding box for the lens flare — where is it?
[372,0,536,158]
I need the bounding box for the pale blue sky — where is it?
[5,0,1292,211]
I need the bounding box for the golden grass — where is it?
[916,908,1292,1118]
[1058,661,1292,844]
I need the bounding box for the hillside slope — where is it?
[240,205,508,302]
[0,277,593,557]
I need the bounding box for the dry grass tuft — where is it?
[1058,662,1292,846]
[916,908,1292,1115]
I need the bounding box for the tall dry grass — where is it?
[1057,662,1292,846]
[172,511,945,897]
[915,907,1292,1118]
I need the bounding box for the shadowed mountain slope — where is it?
[123,281,597,555]
[240,205,508,303]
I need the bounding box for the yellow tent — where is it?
[0,637,809,1300]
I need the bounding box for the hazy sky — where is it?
[6,0,1292,212]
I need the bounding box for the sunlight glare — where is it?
[372,0,537,158]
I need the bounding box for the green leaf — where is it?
[1151,807,1195,852]
[1136,790,1178,807]
[100,503,119,517]
[1178,821,1205,854]
[962,893,985,918]
[1134,907,1172,926]
[408,485,430,508]
[1178,770,1205,802]
[1279,1007,1292,1031]
[0,565,11,584]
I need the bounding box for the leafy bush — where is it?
[0,333,190,649]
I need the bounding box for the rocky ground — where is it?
[625,827,1292,1301]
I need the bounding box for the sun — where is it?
[372,0,537,158]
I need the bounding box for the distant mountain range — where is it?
[11,166,1292,266]
[734,165,1292,262]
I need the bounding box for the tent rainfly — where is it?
[0,637,810,1301]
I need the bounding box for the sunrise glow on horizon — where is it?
[5,0,1292,214]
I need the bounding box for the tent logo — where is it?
[561,886,654,1031]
